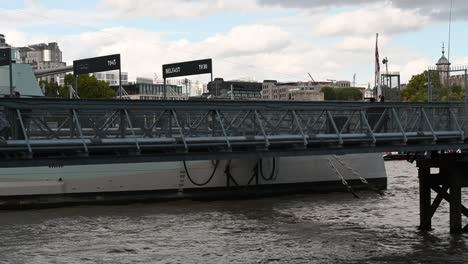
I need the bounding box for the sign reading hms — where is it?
[73,54,121,75]
[0,48,11,66]
[163,59,212,78]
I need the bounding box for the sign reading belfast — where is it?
[0,48,11,67]
[73,54,121,75]
[163,59,212,79]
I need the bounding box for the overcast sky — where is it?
[1,0,466,84]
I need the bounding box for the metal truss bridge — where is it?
[0,98,467,168]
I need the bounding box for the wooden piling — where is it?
[419,166,432,231]
[449,167,463,234]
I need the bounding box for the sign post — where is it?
[73,54,121,99]
[163,77,166,100]
[0,48,12,96]
[119,68,122,98]
[162,58,212,100]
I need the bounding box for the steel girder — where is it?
[0,98,467,167]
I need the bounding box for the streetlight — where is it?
[382,57,389,87]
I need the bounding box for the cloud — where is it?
[0,0,105,30]
[98,0,261,19]
[1,30,31,47]
[316,6,429,36]
[259,0,468,21]
[334,35,389,52]
[399,57,433,82]
[1,0,447,87]
[8,21,427,84]
[48,23,383,84]
[258,0,369,9]
[58,27,167,79]
[52,25,298,81]
[198,25,291,58]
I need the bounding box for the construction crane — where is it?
[307,73,315,82]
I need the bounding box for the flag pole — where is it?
[375,33,381,101]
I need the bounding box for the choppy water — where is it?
[1,161,468,263]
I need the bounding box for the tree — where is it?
[39,80,68,98]
[322,87,363,101]
[402,70,465,102]
[401,71,430,102]
[321,87,335,100]
[64,74,116,99]
[335,88,363,101]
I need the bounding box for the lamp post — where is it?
[382,57,389,88]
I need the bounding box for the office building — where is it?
[114,82,185,100]
[93,71,128,86]
[207,78,262,99]
[17,42,66,85]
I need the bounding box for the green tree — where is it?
[321,87,336,100]
[401,71,430,102]
[336,88,363,101]
[402,70,465,102]
[322,87,363,101]
[64,74,116,99]
[448,85,465,101]
[39,80,68,98]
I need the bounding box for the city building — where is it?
[18,42,64,69]
[261,80,277,100]
[261,81,329,101]
[16,41,67,85]
[261,80,353,101]
[433,44,468,88]
[288,89,325,101]
[436,44,450,87]
[449,74,467,87]
[0,34,21,63]
[166,78,191,86]
[92,71,128,86]
[114,82,185,100]
[207,78,262,99]
[193,81,207,96]
[364,87,375,99]
[136,77,153,84]
[335,80,351,88]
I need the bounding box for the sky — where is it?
[1,0,467,85]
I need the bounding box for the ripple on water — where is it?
[1,161,468,263]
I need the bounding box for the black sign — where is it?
[163,59,212,79]
[73,54,120,75]
[0,48,11,67]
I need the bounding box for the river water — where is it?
[0,161,468,263]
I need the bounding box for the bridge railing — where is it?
[0,99,467,163]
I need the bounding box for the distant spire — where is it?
[442,42,445,56]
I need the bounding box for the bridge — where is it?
[2,98,468,233]
[0,98,467,167]
[34,66,73,78]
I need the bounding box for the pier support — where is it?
[449,168,462,234]
[418,165,432,231]
[418,156,468,234]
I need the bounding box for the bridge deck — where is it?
[0,98,467,167]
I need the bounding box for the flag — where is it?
[375,33,381,98]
